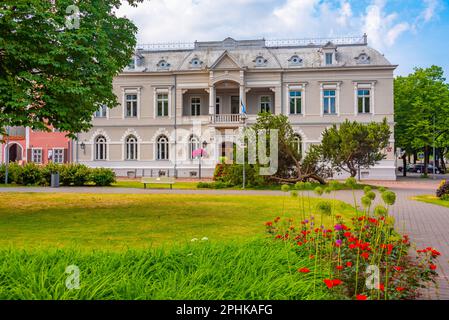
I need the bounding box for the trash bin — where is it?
[51,172,60,188]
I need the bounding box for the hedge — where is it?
[0,163,116,186]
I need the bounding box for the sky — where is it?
[117,0,449,77]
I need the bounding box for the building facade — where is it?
[1,127,72,165]
[75,36,397,180]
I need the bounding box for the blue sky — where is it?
[118,0,449,77]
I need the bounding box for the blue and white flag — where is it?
[240,99,246,114]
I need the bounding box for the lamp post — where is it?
[241,113,247,189]
[198,141,207,180]
[4,126,10,184]
[433,114,436,179]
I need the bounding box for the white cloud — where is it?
[422,0,438,22]
[116,0,437,50]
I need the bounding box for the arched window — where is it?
[189,135,200,160]
[157,135,169,160]
[95,135,107,160]
[125,135,138,160]
[293,135,302,158]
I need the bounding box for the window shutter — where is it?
[63,148,68,163]
[27,149,32,163]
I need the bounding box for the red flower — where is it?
[431,249,441,257]
[275,235,282,239]
[323,279,342,289]
[336,265,344,271]
[361,252,369,259]
[430,264,437,270]
[265,221,273,227]
[346,261,353,267]
[393,266,403,272]
[378,283,385,291]
[344,232,352,238]
[309,255,315,259]
[349,244,357,249]
[298,268,310,273]
[297,241,303,246]
[274,217,281,223]
[356,294,367,300]
[396,287,406,292]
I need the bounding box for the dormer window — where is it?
[157,59,170,70]
[325,53,333,65]
[254,55,267,67]
[288,55,303,66]
[355,53,370,64]
[190,57,202,68]
[127,58,136,70]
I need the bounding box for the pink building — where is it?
[1,127,72,165]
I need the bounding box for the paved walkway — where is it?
[1,179,448,299]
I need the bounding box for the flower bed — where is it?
[265,178,440,300]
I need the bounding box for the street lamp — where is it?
[4,126,10,184]
[198,141,207,180]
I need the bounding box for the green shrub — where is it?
[214,164,267,187]
[197,181,232,189]
[90,168,116,186]
[59,164,91,186]
[0,164,5,183]
[6,162,23,184]
[436,180,449,199]
[16,163,42,185]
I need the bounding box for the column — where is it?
[239,85,246,113]
[209,85,215,115]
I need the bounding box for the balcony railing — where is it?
[6,126,26,138]
[210,114,242,124]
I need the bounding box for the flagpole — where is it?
[241,99,247,190]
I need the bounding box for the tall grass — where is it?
[0,241,335,300]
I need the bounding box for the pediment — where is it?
[210,51,242,70]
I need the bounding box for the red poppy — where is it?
[298,268,310,273]
[430,264,437,270]
[431,249,441,257]
[346,261,353,267]
[378,283,385,291]
[349,244,357,249]
[297,241,303,246]
[265,221,273,227]
[393,266,403,272]
[356,294,367,300]
[336,265,343,271]
[361,252,369,259]
[275,235,282,239]
[344,232,352,238]
[396,287,406,292]
[323,279,342,289]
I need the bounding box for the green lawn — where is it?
[0,192,354,250]
[412,195,449,208]
[0,192,353,300]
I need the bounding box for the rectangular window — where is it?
[127,58,135,70]
[260,96,272,113]
[325,53,333,65]
[191,97,201,116]
[289,91,302,114]
[357,89,371,113]
[323,90,336,114]
[125,94,138,117]
[215,97,220,114]
[53,148,64,164]
[157,93,169,117]
[32,149,42,164]
[94,104,107,118]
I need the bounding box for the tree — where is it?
[0,0,142,137]
[318,119,391,178]
[394,66,449,175]
[251,112,329,184]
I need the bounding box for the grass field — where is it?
[412,195,449,208]
[0,241,336,300]
[0,193,354,250]
[0,192,354,300]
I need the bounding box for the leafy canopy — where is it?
[0,0,142,137]
[319,119,391,177]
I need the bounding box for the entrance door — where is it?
[231,96,239,114]
[8,144,22,162]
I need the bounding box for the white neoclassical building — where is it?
[75,35,397,180]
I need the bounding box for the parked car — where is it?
[407,163,444,174]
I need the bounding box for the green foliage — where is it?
[281,184,290,192]
[314,186,324,196]
[196,181,232,189]
[361,196,372,208]
[345,177,357,188]
[90,168,116,186]
[0,241,334,300]
[365,191,376,200]
[0,1,142,135]
[16,163,42,186]
[319,119,391,177]
[394,66,449,164]
[374,205,388,217]
[436,180,449,198]
[213,164,267,187]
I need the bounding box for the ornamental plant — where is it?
[265,178,440,300]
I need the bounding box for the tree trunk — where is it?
[440,148,447,172]
[402,155,407,177]
[424,146,429,175]
[413,152,417,164]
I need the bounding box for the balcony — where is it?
[210,114,242,124]
[6,126,26,139]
